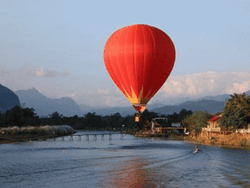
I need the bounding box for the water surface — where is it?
[1,131,250,188]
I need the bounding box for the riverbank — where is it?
[186,132,250,150]
[0,125,75,144]
[135,132,187,140]
[135,131,250,150]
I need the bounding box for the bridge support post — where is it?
[101,134,104,140]
[93,134,97,141]
[78,135,81,141]
[109,134,112,140]
[120,134,124,140]
[86,135,89,141]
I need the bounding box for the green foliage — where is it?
[0,112,5,127]
[121,115,135,129]
[195,111,211,133]
[50,112,63,125]
[181,111,211,134]
[142,110,158,122]
[4,106,38,127]
[219,108,246,129]
[179,109,193,120]
[181,114,196,129]
[167,109,193,122]
[139,110,158,129]
[105,113,122,130]
[0,106,194,132]
[84,112,102,129]
[73,117,85,129]
[219,93,250,130]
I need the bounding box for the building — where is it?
[208,116,221,128]
[202,114,222,133]
[203,113,250,134]
[143,118,184,134]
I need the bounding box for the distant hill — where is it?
[196,94,230,102]
[0,84,20,113]
[80,103,171,117]
[80,91,250,116]
[79,102,170,117]
[80,99,226,116]
[79,104,108,115]
[152,100,226,115]
[197,90,250,102]
[15,88,82,117]
[246,90,250,95]
[82,106,135,117]
[14,88,250,117]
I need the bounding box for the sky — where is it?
[1,0,250,107]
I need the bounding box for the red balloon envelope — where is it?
[103,24,176,113]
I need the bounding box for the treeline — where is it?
[0,106,193,131]
[181,93,250,135]
[2,93,248,134]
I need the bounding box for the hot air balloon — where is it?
[103,24,176,121]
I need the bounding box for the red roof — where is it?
[209,116,221,122]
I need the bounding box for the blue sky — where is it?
[1,0,250,107]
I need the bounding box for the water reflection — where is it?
[106,158,157,188]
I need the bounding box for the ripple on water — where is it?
[0,132,249,188]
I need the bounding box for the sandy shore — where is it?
[0,125,75,144]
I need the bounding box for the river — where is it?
[0,131,250,188]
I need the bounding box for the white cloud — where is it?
[24,67,70,77]
[36,68,70,77]
[155,71,250,101]
[2,66,250,107]
[42,71,250,107]
[97,88,110,94]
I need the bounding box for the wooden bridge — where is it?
[60,132,126,141]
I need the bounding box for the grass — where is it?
[189,131,250,149]
[0,125,75,144]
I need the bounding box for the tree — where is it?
[181,111,211,135]
[4,106,37,127]
[219,108,246,130]
[0,112,5,127]
[219,93,250,130]
[50,112,64,125]
[179,109,193,121]
[84,112,102,129]
[181,114,196,130]
[195,111,211,134]
[121,115,134,129]
[74,117,86,130]
[139,110,158,129]
[106,113,122,130]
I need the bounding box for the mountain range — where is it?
[13,88,250,117]
[0,84,20,113]
[15,88,82,117]
[153,100,226,115]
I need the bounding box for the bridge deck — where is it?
[70,132,126,136]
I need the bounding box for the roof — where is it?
[154,119,171,127]
[209,116,221,122]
